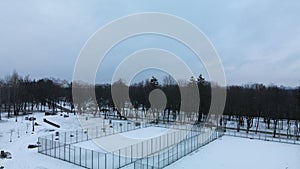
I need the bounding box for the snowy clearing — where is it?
[166,136,300,169]
[0,112,84,169]
[1,111,300,169]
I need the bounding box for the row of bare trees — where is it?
[0,71,70,120]
[223,84,300,137]
[1,71,300,138]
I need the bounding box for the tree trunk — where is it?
[267,118,270,129]
[286,120,290,139]
[246,117,253,134]
[295,121,299,141]
[273,119,278,138]
[167,108,170,123]
[237,116,241,132]
[197,111,202,123]
[8,104,11,118]
[31,102,34,111]
[255,116,260,134]
[223,117,227,132]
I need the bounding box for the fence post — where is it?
[119,149,121,168]
[146,154,149,169]
[86,129,89,141]
[151,138,153,154]
[85,149,87,167]
[265,130,267,140]
[167,147,170,165]
[79,147,81,166]
[51,134,54,151]
[97,152,100,169]
[37,138,41,153]
[54,140,57,158]
[131,145,133,163]
[197,132,199,147]
[176,142,178,160]
[184,135,186,154]
[142,141,144,158]
[91,150,94,169]
[64,132,67,144]
[63,143,66,161]
[75,130,78,143]
[69,144,71,161]
[81,129,83,142]
[45,138,48,155]
[96,126,98,138]
[190,133,192,151]
[105,153,107,169]
[160,136,162,151]
[112,151,115,169]
[167,133,169,148]
[158,153,160,168]
[58,139,61,159]
[152,151,155,167]
[74,146,76,165]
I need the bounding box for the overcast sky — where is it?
[0,0,299,87]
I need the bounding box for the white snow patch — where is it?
[166,136,300,169]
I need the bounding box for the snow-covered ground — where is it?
[74,127,171,152]
[166,136,300,169]
[1,111,300,169]
[0,112,84,169]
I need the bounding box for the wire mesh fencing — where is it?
[38,121,149,168]
[41,121,144,144]
[38,121,224,169]
[133,127,223,169]
[224,128,300,145]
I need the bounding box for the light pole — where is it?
[32,117,35,133]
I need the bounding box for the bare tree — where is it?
[111,79,128,117]
[163,75,176,86]
[7,71,23,122]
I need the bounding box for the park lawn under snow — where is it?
[166,136,300,169]
[1,111,300,169]
[0,112,84,169]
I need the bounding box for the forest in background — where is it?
[0,71,300,138]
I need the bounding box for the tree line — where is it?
[0,71,71,120]
[1,71,300,127]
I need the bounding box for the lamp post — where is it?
[31,116,36,133]
[32,118,34,132]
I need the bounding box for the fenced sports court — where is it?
[224,128,300,145]
[38,121,223,169]
[133,125,223,169]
